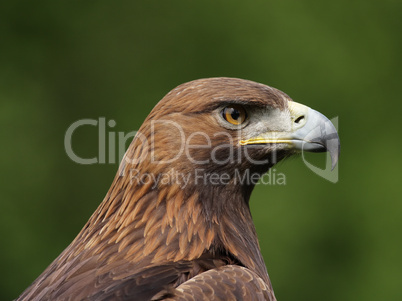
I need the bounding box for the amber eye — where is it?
[222,105,248,125]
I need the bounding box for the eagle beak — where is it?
[239,101,340,170]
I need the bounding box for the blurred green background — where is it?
[1,0,401,300]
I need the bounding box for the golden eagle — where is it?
[17,78,340,300]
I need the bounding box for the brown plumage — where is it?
[17,77,340,300]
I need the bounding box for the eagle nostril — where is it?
[294,115,305,124]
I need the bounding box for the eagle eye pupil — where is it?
[231,109,240,120]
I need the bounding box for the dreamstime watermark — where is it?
[64,117,339,183]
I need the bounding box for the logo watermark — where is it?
[64,116,339,184]
[301,116,339,183]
